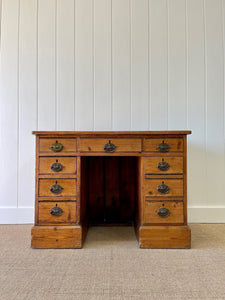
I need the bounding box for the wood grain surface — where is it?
[39,179,76,197]
[144,179,184,197]
[31,226,82,248]
[143,138,184,152]
[144,201,184,224]
[80,138,142,152]
[139,225,191,248]
[38,202,76,224]
[39,157,77,174]
[144,156,183,174]
[39,138,77,153]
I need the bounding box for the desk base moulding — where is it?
[31,225,191,249]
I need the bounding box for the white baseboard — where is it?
[0,207,225,224]
[0,207,34,224]
[188,206,225,223]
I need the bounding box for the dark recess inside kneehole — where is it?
[81,156,138,226]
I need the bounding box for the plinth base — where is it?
[139,225,191,249]
[31,226,83,249]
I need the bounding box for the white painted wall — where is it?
[0,0,225,224]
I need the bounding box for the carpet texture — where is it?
[0,224,225,300]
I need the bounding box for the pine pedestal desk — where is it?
[31,131,191,249]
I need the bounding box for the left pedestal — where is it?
[32,134,83,249]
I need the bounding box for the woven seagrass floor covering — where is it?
[0,224,225,300]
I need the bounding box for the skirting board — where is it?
[188,207,225,223]
[0,208,34,224]
[0,207,225,224]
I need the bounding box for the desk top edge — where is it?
[32,130,192,136]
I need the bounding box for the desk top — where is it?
[32,130,192,136]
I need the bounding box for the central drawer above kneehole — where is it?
[80,138,142,152]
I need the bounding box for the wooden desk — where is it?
[31,131,191,249]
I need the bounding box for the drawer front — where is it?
[80,138,142,152]
[143,138,183,152]
[39,179,76,197]
[39,138,76,153]
[145,201,184,224]
[38,202,76,224]
[144,157,183,174]
[144,179,183,197]
[39,157,77,174]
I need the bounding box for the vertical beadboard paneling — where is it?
[38,0,56,130]
[75,0,93,130]
[1,1,225,222]
[205,0,225,206]
[223,0,225,145]
[56,0,75,130]
[168,0,187,129]
[130,0,148,130]
[112,0,131,130]
[149,0,168,130]
[0,0,19,207]
[0,0,2,37]
[93,0,111,130]
[18,0,37,207]
[186,0,206,207]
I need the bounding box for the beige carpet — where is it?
[0,224,225,300]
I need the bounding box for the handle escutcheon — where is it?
[157,181,170,194]
[51,162,63,172]
[50,206,63,217]
[157,159,170,171]
[104,140,116,153]
[157,140,170,152]
[50,182,63,194]
[157,207,170,218]
[50,141,63,152]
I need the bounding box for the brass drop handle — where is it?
[50,204,63,216]
[104,140,116,153]
[50,181,63,194]
[50,140,63,152]
[51,160,63,172]
[157,140,170,152]
[157,181,170,194]
[157,205,170,218]
[157,158,170,171]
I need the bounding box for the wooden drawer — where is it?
[143,138,183,152]
[38,202,76,224]
[39,179,76,197]
[144,157,183,174]
[80,138,142,152]
[39,157,77,174]
[144,179,183,197]
[145,201,184,224]
[39,138,76,153]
